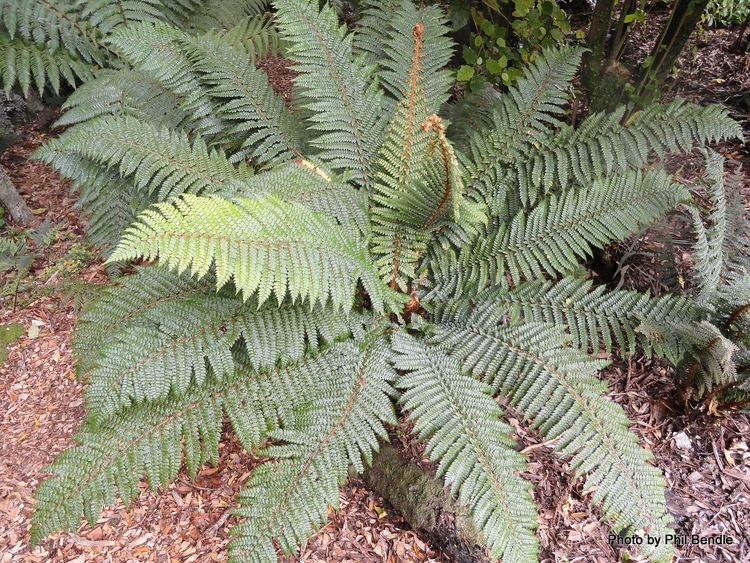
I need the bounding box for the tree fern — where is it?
[31,2,744,561]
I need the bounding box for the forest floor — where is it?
[1,16,749,563]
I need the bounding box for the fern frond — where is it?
[392,332,539,563]
[514,102,743,199]
[459,169,689,286]
[230,161,369,233]
[430,308,673,562]
[79,0,196,34]
[274,0,387,185]
[378,1,454,113]
[84,293,361,420]
[0,33,95,95]
[0,0,105,63]
[462,46,583,208]
[228,336,396,562]
[185,33,302,166]
[31,343,359,546]
[200,13,280,60]
[39,116,249,201]
[109,193,395,312]
[353,0,400,64]
[54,69,190,129]
[432,277,703,356]
[183,0,269,32]
[108,22,223,135]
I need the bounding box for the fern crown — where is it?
[29,1,744,562]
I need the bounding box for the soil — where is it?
[1,13,749,563]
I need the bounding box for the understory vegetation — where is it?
[0,0,747,562]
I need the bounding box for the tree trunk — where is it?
[0,163,33,226]
[732,9,750,52]
[364,445,490,563]
[632,0,709,102]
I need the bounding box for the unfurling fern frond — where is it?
[378,0,454,113]
[393,332,539,563]
[228,336,396,562]
[274,0,386,185]
[429,308,673,562]
[109,194,394,312]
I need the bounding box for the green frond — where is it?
[109,193,395,312]
[74,267,212,374]
[38,115,249,200]
[431,277,703,356]
[458,169,689,286]
[31,343,358,547]
[274,0,387,186]
[229,161,369,233]
[183,0,269,32]
[184,33,302,166]
[84,293,362,421]
[430,307,673,562]
[462,46,584,208]
[392,332,539,563]
[228,336,396,562]
[0,0,105,64]
[353,0,400,63]
[199,13,281,60]
[108,22,223,135]
[514,102,743,200]
[79,0,199,33]
[378,1,454,113]
[54,69,190,129]
[32,148,150,250]
[443,83,503,150]
[0,33,95,96]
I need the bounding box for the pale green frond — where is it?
[392,332,539,563]
[184,33,302,166]
[31,343,357,547]
[109,193,395,312]
[228,161,369,233]
[274,0,387,186]
[228,336,396,562]
[458,169,689,286]
[79,0,198,33]
[430,307,673,562]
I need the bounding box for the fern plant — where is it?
[638,150,750,410]
[31,0,743,561]
[0,0,276,96]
